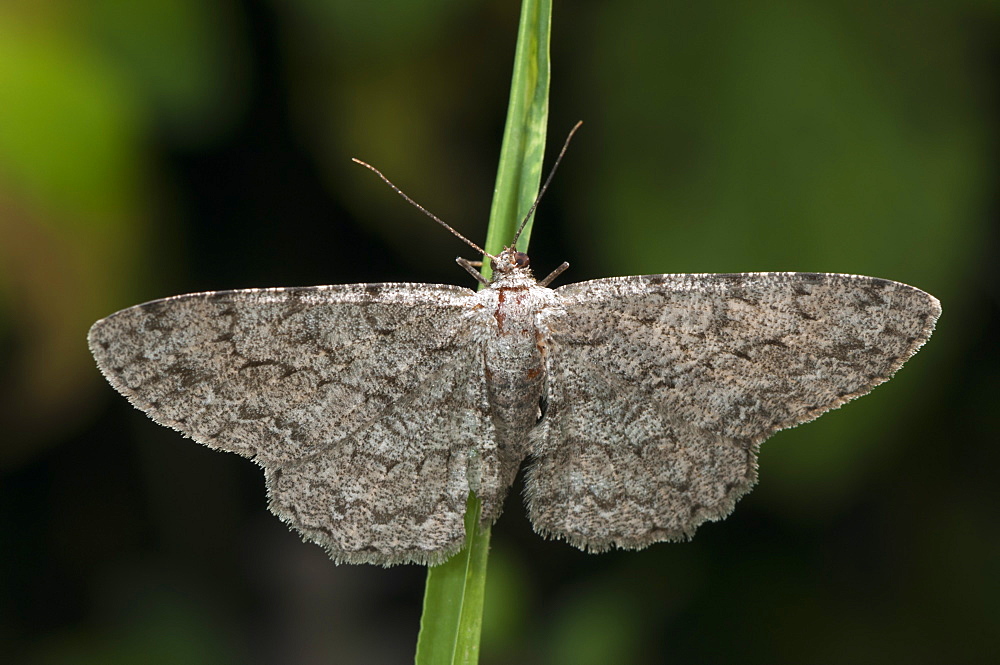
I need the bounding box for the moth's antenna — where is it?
[511,120,583,245]
[351,158,495,260]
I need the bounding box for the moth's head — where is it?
[490,246,531,275]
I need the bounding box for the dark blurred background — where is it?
[2,1,997,663]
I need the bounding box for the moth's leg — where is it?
[539,262,570,287]
[457,257,490,286]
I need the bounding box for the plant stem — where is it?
[414,1,551,663]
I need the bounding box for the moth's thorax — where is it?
[472,255,554,461]
[481,246,551,341]
[489,270,538,290]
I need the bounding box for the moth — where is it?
[88,138,940,566]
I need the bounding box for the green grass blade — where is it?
[482,0,552,272]
[414,1,551,663]
[415,494,491,665]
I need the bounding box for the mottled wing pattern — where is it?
[527,272,940,551]
[88,283,496,565]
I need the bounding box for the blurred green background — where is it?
[2,1,997,663]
